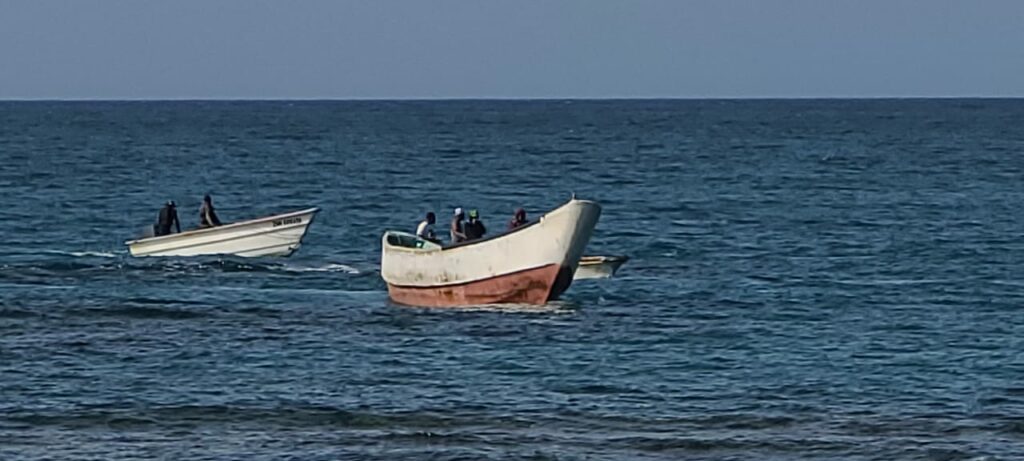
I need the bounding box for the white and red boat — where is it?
[380,198,601,307]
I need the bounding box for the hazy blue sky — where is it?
[1,0,1022,99]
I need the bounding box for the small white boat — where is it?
[380,198,601,307]
[126,207,319,257]
[574,255,629,280]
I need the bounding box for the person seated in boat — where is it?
[153,201,181,236]
[450,207,468,243]
[199,194,222,228]
[416,212,440,243]
[464,209,487,241]
[508,208,528,230]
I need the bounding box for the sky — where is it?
[1,0,1022,99]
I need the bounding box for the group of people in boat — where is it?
[416,207,529,245]
[153,195,222,237]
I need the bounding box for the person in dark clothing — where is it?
[450,207,467,243]
[465,209,487,241]
[154,201,181,236]
[508,208,528,230]
[199,194,222,228]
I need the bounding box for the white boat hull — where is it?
[380,199,601,306]
[574,255,629,280]
[126,208,319,258]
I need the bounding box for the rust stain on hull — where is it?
[387,264,566,307]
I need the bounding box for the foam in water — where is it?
[280,263,360,274]
[38,249,120,258]
[67,251,119,258]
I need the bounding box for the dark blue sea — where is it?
[1,100,1023,460]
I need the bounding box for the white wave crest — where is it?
[281,263,360,274]
[40,249,120,258]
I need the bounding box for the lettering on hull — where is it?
[273,217,302,227]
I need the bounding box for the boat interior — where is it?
[386,219,539,251]
[442,219,539,250]
[386,233,435,249]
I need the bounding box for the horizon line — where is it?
[1,95,1023,102]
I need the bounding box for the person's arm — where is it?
[173,211,181,233]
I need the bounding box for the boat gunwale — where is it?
[383,219,538,254]
[128,220,313,256]
[125,207,320,246]
[579,255,629,266]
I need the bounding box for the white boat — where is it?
[574,255,629,280]
[126,207,320,257]
[380,198,601,307]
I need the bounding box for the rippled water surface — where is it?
[2,100,1024,460]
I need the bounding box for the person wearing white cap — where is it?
[450,207,467,243]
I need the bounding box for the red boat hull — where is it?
[386,264,574,307]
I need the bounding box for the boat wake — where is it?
[148,259,363,276]
[0,256,362,278]
[401,300,579,314]
[276,263,360,274]
[10,249,124,258]
[66,251,120,258]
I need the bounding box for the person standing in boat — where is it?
[199,194,222,228]
[154,201,181,236]
[465,209,487,241]
[508,208,528,230]
[450,208,468,243]
[416,212,439,243]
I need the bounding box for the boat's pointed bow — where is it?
[543,198,602,300]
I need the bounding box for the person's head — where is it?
[515,208,526,221]
[454,207,464,219]
[166,200,176,208]
[468,209,479,221]
[203,194,212,204]
[425,212,436,224]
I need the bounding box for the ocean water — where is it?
[1,99,1023,460]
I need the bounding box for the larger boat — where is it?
[126,207,319,257]
[380,198,601,307]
